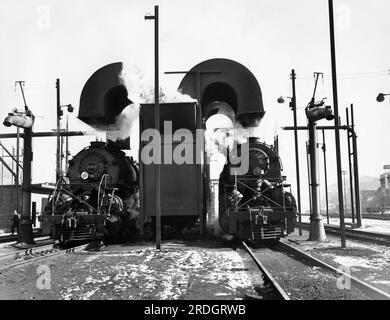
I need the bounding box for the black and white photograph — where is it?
[0,0,389,307]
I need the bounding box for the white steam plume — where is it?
[103,64,197,154]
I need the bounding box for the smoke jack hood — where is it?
[78,62,132,127]
[178,58,265,127]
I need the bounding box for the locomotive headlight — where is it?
[80,171,89,180]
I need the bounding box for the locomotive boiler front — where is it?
[67,141,138,195]
[46,141,139,243]
[218,137,296,242]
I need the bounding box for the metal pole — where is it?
[291,69,302,236]
[65,115,69,172]
[11,147,15,178]
[283,125,350,131]
[342,170,347,216]
[56,79,61,183]
[328,0,346,247]
[0,148,3,185]
[322,129,329,224]
[306,141,312,214]
[60,129,64,177]
[0,131,88,139]
[308,120,327,241]
[16,127,20,213]
[145,5,161,249]
[18,127,34,244]
[155,5,161,250]
[346,108,355,223]
[351,104,362,227]
[195,71,206,235]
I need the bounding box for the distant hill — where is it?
[359,175,380,190]
[328,175,379,193]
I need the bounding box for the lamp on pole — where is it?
[277,68,302,236]
[56,79,73,183]
[376,93,390,103]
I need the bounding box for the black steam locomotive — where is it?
[218,137,297,242]
[43,141,139,243]
[45,58,298,244]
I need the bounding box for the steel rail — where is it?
[0,243,56,262]
[242,241,290,300]
[0,242,91,272]
[299,222,390,245]
[279,240,390,300]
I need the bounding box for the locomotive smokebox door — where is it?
[79,62,132,126]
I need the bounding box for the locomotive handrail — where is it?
[236,180,283,209]
[60,187,96,213]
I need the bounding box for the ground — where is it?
[286,228,390,294]
[0,240,264,300]
[301,214,390,234]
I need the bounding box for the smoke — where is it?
[119,64,196,104]
[205,110,263,158]
[101,64,197,154]
[205,105,264,180]
[105,103,140,139]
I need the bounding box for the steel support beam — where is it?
[290,69,303,236]
[346,108,355,223]
[351,104,362,227]
[56,79,61,182]
[0,141,23,170]
[0,131,89,139]
[0,156,16,180]
[322,129,330,224]
[18,128,34,245]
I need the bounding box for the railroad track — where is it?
[0,242,93,272]
[243,240,390,300]
[299,222,390,245]
[0,243,57,262]
[242,241,290,300]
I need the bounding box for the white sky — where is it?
[1,0,390,211]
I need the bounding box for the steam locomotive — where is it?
[43,140,139,243]
[44,58,298,244]
[218,137,297,242]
